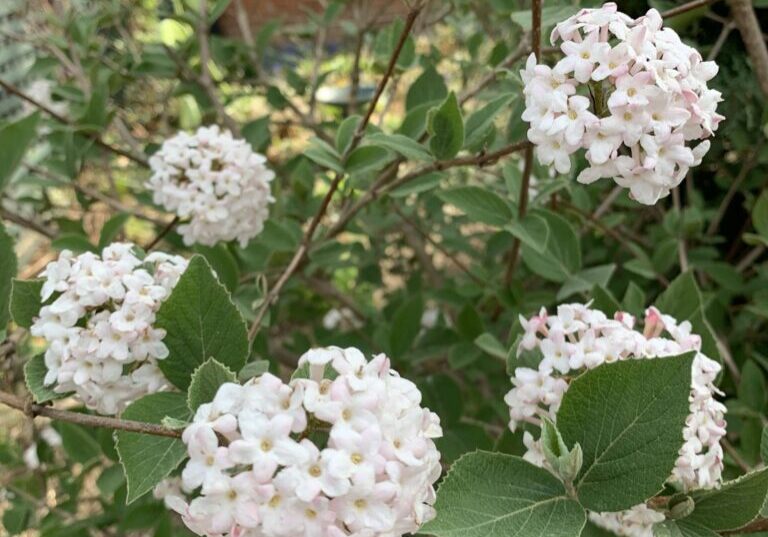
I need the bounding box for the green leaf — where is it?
[681,467,768,531]
[336,115,361,154]
[390,296,423,358]
[521,210,581,282]
[464,93,514,149]
[238,360,270,382]
[428,92,464,160]
[0,223,17,330]
[406,65,447,110]
[187,358,237,411]
[761,425,768,464]
[557,264,616,300]
[98,213,130,249]
[345,146,390,175]
[155,255,249,389]
[51,233,97,253]
[474,332,507,360]
[193,243,240,292]
[305,138,344,173]
[739,360,767,411]
[655,520,719,537]
[10,279,44,328]
[438,187,513,227]
[366,133,433,162]
[115,392,189,504]
[389,172,443,198]
[0,112,40,192]
[242,116,271,153]
[557,352,695,512]
[422,451,586,537]
[655,271,722,364]
[753,189,768,239]
[505,213,549,253]
[24,355,68,403]
[591,285,622,316]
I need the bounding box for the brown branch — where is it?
[1,206,56,239]
[145,216,180,251]
[661,0,719,19]
[727,0,768,97]
[0,79,149,167]
[503,0,540,287]
[246,4,425,341]
[0,391,181,438]
[722,517,768,535]
[197,0,241,136]
[327,141,530,240]
[459,34,530,105]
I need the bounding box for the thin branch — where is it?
[1,207,56,239]
[504,0,540,287]
[246,4,425,341]
[460,34,531,105]
[707,149,759,235]
[0,79,148,167]
[145,216,180,251]
[197,0,241,135]
[0,391,181,439]
[26,165,165,225]
[672,187,689,272]
[727,0,768,97]
[328,141,531,239]
[661,0,720,19]
[737,245,765,272]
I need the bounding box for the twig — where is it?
[727,0,768,97]
[246,4,425,341]
[0,391,181,439]
[661,0,719,18]
[460,34,531,105]
[145,216,180,251]
[197,0,241,135]
[0,79,148,167]
[593,185,623,219]
[707,149,759,235]
[394,206,483,285]
[26,165,165,225]
[708,20,737,61]
[328,141,531,239]
[1,207,56,239]
[737,245,765,272]
[503,0,540,287]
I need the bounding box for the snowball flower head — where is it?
[30,243,187,415]
[521,2,724,204]
[156,346,443,537]
[506,303,726,537]
[147,125,275,247]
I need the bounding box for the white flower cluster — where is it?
[147,125,275,247]
[158,346,443,537]
[31,243,187,415]
[505,303,726,537]
[521,2,724,204]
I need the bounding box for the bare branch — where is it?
[727,0,768,97]
[0,390,181,438]
[0,79,149,167]
[247,5,425,340]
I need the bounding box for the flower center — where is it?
[261,439,273,452]
[228,490,237,500]
[269,495,281,508]
[341,408,352,421]
[623,112,633,121]
[581,51,590,59]
[627,88,637,97]
[206,455,215,466]
[354,499,367,510]
[305,509,317,519]
[568,110,578,120]
[309,465,322,477]
[351,453,363,464]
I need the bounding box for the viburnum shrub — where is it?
[2,1,768,537]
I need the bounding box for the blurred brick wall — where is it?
[218,0,409,36]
